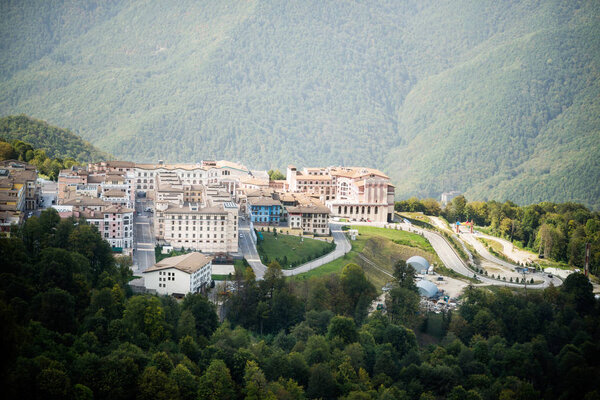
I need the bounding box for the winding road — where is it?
[393,215,561,288]
[234,213,562,288]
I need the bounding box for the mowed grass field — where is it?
[355,226,435,253]
[258,232,334,268]
[292,226,441,291]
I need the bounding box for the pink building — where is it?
[54,200,134,252]
[97,205,134,250]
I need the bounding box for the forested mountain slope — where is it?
[0,115,109,162]
[0,0,598,208]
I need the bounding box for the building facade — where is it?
[134,160,250,198]
[155,202,239,253]
[58,167,134,208]
[248,197,283,225]
[287,204,330,235]
[54,200,134,251]
[286,165,395,223]
[0,160,38,211]
[143,252,213,296]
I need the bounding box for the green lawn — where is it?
[257,232,335,268]
[352,226,435,253]
[154,246,191,262]
[234,259,247,274]
[291,249,361,280]
[213,260,248,280]
[292,226,443,291]
[212,274,232,281]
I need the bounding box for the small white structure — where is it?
[441,191,461,206]
[143,252,213,296]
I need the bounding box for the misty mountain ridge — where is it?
[0,0,598,208]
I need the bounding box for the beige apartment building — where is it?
[286,165,395,223]
[153,171,239,253]
[0,160,38,211]
[58,167,135,208]
[54,198,134,251]
[0,160,38,235]
[155,202,238,253]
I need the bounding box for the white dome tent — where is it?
[406,256,430,274]
[416,280,439,298]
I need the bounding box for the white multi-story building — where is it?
[100,205,134,250]
[441,191,462,206]
[101,173,135,208]
[143,252,213,295]
[134,160,250,199]
[151,168,240,254]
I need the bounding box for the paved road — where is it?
[428,215,453,233]
[460,231,562,287]
[134,214,156,270]
[237,221,352,279]
[389,215,560,288]
[130,198,155,286]
[393,220,475,277]
[462,232,521,270]
[238,220,267,279]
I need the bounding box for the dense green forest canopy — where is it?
[0,115,109,163]
[1,209,600,399]
[0,1,598,208]
[0,136,89,180]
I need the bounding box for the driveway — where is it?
[238,220,267,279]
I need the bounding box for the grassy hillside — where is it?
[294,226,441,291]
[0,115,109,162]
[0,1,598,207]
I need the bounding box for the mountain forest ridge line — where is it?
[2,113,600,211]
[1,1,599,209]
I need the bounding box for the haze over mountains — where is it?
[0,0,599,208]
